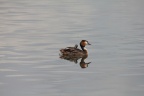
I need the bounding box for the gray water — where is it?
[0,0,144,96]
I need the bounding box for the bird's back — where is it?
[60,44,86,56]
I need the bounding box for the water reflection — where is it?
[59,40,91,68]
[60,55,91,68]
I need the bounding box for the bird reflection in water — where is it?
[60,55,91,68]
[59,40,91,68]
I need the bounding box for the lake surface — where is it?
[0,0,144,96]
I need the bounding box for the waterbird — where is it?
[60,40,91,57]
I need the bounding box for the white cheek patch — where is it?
[85,41,88,45]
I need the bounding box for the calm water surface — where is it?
[0,0,144,96]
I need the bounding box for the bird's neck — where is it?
[80,44,85,51]
[80,45,88,54]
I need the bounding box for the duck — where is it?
[60,40,91,56]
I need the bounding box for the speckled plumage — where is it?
[60,40,91,57]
